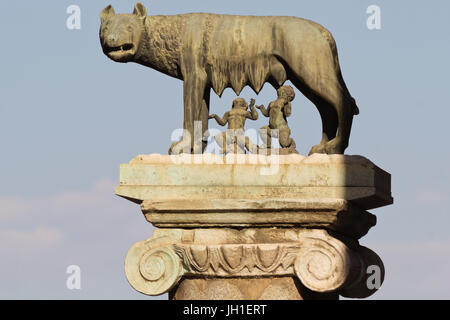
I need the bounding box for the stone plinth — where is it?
[117,154,393,299]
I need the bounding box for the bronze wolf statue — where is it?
[100,2,359,155]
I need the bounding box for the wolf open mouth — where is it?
[105,43,134,54]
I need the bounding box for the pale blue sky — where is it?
[0,0,449,299]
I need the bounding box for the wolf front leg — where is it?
[169,74,210,155]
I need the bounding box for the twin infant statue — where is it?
[209,85,298,155]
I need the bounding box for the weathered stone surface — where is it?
[124,228,384,299]
[116,153,392,210]
[116,153,391,238]
[125,230,184,296]
[119,153,390,299]
[143,198,375,239]
[171,277,338,300]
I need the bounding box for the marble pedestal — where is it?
[116,153,393,300]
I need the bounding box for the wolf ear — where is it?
[133,2,147,18]
[100,5,115,22]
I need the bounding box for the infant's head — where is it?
[277,85,295,102]
[232,97,248,109]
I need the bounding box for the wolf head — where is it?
[99,3,147,63]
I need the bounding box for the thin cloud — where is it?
[0,179,152,299]
[0,225,64,253]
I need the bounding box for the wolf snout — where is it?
[106,34,118,44]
